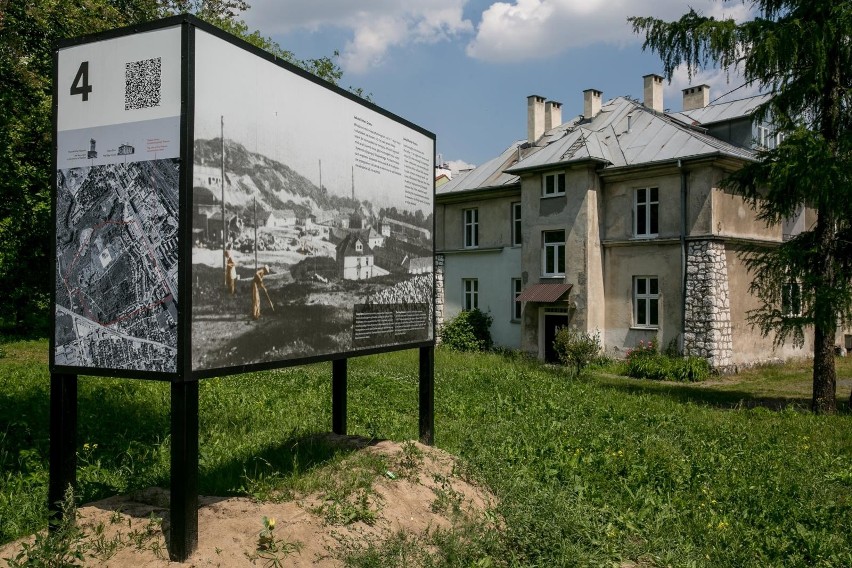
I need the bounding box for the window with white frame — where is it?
[542,172,566,197]
[634,187,659,237]
[756,123,786,149]
[542,230,565,277]
[463,208,479,248]
[782,280,802,316]
[757,124,770,148]
[512,278,522,321]
[463,278,479,311]
[634,276,659,328]
[511,202,522,246]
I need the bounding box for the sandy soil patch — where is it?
[0,438,497,567]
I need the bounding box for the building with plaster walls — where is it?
[436,74,816,369]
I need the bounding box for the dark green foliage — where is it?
[552,328,601,376]
[630,0,852,412]
[440,309,493,352]
[0,0,351,338]
[626,339,711,382]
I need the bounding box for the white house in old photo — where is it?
[336,232,375,280]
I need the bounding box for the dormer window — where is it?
[355,241,363,252]
[757,124,770,148]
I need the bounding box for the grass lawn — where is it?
[1,339,851,566]
[592,356,852,410]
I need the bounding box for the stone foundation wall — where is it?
[683,240,734,370]
[434,254,445,343]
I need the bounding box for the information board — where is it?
[52,17,436,378]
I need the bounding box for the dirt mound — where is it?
[0,437,497,567]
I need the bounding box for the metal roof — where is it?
[436,142,523,195]
[672,93,771,125]
[516,283,573,303]
[506,97,756,174]
[438,93,764,197]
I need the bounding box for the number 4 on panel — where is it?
[70,61,92,101]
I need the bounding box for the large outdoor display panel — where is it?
[190,30,435,373]
[53,26,182,374]
[51,17,436,379]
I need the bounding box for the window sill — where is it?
[631,234,659,240]
[439,246,504,255]
[630,326,659,331]
[540,193,565,199]
[540,275,565,280]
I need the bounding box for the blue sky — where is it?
[242,1,757,170]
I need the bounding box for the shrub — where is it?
[441,309,493,352]
[625,338,710,382]
[553,328,601,375]
[670,356,711,382]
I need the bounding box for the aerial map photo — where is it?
[54,158,180,373]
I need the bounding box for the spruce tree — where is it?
[630,1,852,412]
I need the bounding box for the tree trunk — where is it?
[811,198,837,414]
[812,323,837,413]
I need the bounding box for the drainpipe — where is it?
[679,159,688,353]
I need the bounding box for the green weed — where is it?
[430,472,463,517]
[87,521,122,560]
[4,487,85,568]
[245,516,303,567]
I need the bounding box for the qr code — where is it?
[125,57,162,110]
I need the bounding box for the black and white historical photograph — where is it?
[191,29,435,371]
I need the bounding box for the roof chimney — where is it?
[583,89,602,120]
[643,74,664,112]
[682,84,710,111]
[544,100,562,131]
[527,95,546,143]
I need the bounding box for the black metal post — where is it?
[332,358,347,435]
[48,373,77,523]
[419,346,434,445]
[169,380,199,561]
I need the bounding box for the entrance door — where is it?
[543,314,569,363]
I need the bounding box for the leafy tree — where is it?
[0,0,349,336]
[630,1,852,412]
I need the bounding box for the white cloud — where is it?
[242,1,473,74]
[446,159,476,174]
[466,0,755,62]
